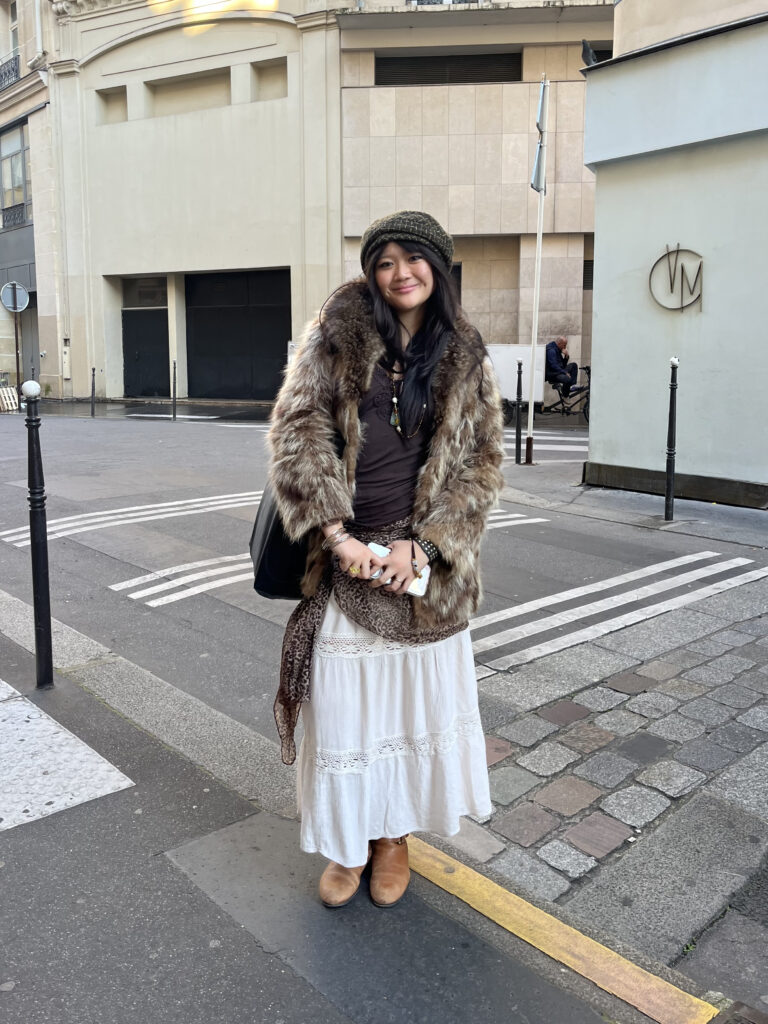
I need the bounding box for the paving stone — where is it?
[686,639,733,657]
[537,840,597,879]
[675,738,738,772]
[712,629,757,647]
[491,846,570,901]
[708,722,766,754]
[441,817,505,862]
[636,760,706,797]
[679,697,735,726]
[593,709,647,736]
[574,751,638,788]
[654,678,710,700]
[625,692,681,719]
[738,671,768,696]
[661,648,709,669]
[563,811,633,858]
[486,735,515,767]
[497,714,557,747]
[572,686,628,712]
[533,777,603,816]
[492,802,559,847]
[682,911,768,1016]
[683,654,756,686]
[635,660,681,681]
[516,741,580,777]
[478,694,524,731]
[600,784,671,827]
[605,673,652,695]
[488,764,539,805]
[737,617,768,637]
[538,700,591,726]
[707,683,761,709]
[737,705,768,732]
[708,744,768,821]
[560,721,615,754]
[615,731,672,766]
[647,713,707,742]
[596,608,731,660]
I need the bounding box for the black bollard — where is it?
[515,359,523,465]
[90,367,96,417]
[172,359,177,422]
[665,357,679,522]
[22,381,53,689]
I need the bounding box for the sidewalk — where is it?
[2,454,768,1023]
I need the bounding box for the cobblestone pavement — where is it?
[426,587,768,995]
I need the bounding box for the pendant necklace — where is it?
[385,367,426,438]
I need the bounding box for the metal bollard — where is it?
[515,359,523,465]
[90,367,96,417]
[172,359,177,422]
[21,381,53,689]
[665,357,679,522]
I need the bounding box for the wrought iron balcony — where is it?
[0,53,20,92]
[2,203,25,228]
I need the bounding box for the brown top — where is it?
[351,363,432,527]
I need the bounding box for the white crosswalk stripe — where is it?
[470,552,768,675]
[487,509,549,531]
[1,492,262,547]
[110,553,254,607]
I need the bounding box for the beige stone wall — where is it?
[519,233,584,363]
[614,0,766,56]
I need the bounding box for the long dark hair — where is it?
[364,240,459,436]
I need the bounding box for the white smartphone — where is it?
[367,542,430,597]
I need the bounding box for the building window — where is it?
[9,0,17,55]
[583,260,594,291]
[375,52,522,87]
[122,277,168,308]
[0,123,31,228]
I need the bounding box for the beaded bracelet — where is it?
[413,536,440,564]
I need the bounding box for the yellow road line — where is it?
[408,837,719,1024]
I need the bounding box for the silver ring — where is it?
[392,577,404,584]
[370,568,383,579]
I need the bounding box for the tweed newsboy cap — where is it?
[360,210,454,271]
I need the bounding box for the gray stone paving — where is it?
[600,785,670,827]
[537,840,597,879]
[471,593,768,926]
[636,760,705,797]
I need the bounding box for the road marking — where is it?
[505,444,588,453]
[1,492,262,542]
[472,557,751,656]
[130,561,253,600]
[110,553,251,591]
[471,552,719,630]
[408,838,718,1024]
[126,413,220,420]
[4,495,262,547]
[486,517,549,530]
[485,564,768,670]
[147,571,255,607]
[1,681,134,831]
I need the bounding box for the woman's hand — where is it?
[334,537,385,580]
[368,540,428,596]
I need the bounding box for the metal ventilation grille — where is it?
[375,52,522,86]
[583,259,594,291]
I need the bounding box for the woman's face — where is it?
[374,242,435,317]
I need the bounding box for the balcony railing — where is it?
[2,203,25,228]
[0,53,20,92]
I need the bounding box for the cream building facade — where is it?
[0,0,612,403]
[583,0,768,508]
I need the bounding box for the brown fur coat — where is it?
[266,279,505,629]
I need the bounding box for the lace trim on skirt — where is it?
[311,709,483,775]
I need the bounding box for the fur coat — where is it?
[266,279,505,629]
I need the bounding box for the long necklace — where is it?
[384,366,427,438]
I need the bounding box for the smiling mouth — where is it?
[392,285,418,293]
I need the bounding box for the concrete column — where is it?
[167,274,187,399]
[126,81,150,121]
[230,63,255,105]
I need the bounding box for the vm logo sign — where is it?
[649,245,703,311]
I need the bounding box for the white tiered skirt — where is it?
[297,593,491,867]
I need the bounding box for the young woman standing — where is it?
[267,211,504,908]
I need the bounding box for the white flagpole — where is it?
[526,76,549,465]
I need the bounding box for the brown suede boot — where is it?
[318,846,371,908]
[369,836,410,908]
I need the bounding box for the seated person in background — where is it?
[545,336,579,397]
